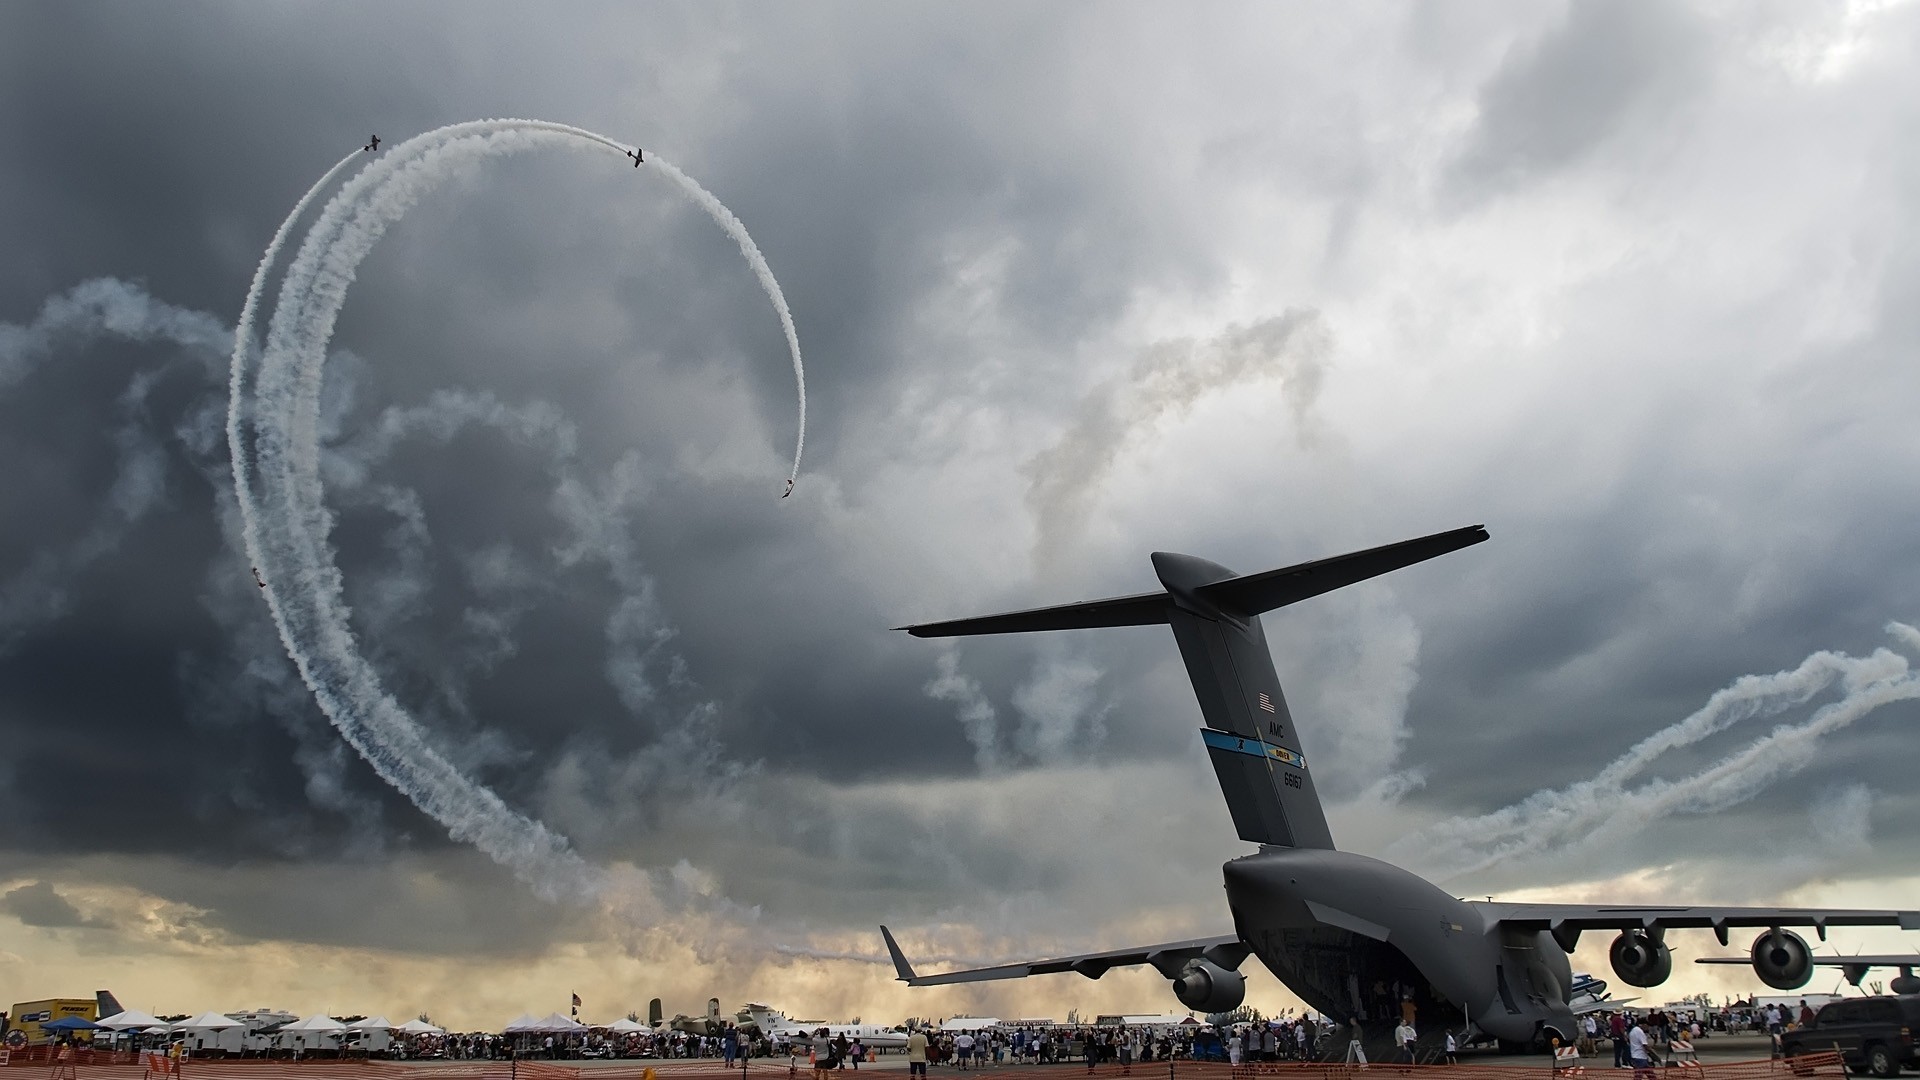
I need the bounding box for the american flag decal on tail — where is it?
[1258,692,1276,713]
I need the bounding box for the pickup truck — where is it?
[1782,996,1920,1077]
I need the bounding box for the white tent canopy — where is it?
[97,1010,166,1030]
[142,1027,173,1036]
[503,1014,541,1033]
[606,1018,648,1033]
[396,1019,444,1035]
[534,1013,584,1032]
[179,1013,245,1030]
[283,1015,346,1034]
[350,1017,393,1031]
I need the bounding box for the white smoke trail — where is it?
[647,155,807,488]
[229,120,808,900]
[227,149,365,579]
[1395,623,1920,881]
[924,650,1001,771]
[1025,311,1329,570]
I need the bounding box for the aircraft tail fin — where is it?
[96,991,124,1018]
[648,999,662,1028]
[900,526,1488,850]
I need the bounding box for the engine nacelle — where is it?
[1751,929,1813,991]
[1609,931,1674,988]
[1890,974,1920,996]
[1173,959,1246,1013]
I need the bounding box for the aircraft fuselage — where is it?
[1224,847,1573,1045]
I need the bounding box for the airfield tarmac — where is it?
[562,1034,1785,1070]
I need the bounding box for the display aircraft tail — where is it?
[902,525,1488,850]
[648,998,663,1028]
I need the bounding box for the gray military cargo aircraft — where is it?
[882,525,1920,1051]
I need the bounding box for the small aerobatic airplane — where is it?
[627,147,644,167]
[782,479,794,499]
[252,567,266,589]
[1699,954,1920,995]
[364,134,381,153]
[883,525,1920,1055]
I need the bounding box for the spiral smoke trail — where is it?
[227,148,365,571]
[228,121,807,899]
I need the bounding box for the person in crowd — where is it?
[908,1029,929,1080]
[1628,1018,1653,1080]
[1393,1018,1416,1065]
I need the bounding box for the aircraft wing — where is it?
[1480,903,1920,950]
[1696,954,1920,966]
[879,925,1245,985]
[1573,997,1635,1016]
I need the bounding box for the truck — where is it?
[1781,996,1920,1078]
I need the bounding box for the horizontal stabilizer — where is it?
[1195,524,1488,617]
[899,526,1486,637]
[901,590,1168,638]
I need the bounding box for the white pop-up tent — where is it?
[281,1015,345,1056]
[395,1019,444,1035]
[178,1013,246,1056]
[533,1014,585,1032]
[97,1010,166,1030]
[606,1018,648,1033]
[503,1014,541,1033]
[346,1017,394,1054]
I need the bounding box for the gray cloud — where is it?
[0,2,1918,1008]
[1,881,100,929]
[1450,0,1708,194]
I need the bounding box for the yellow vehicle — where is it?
[5,1000,98,1046]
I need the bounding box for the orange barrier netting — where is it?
[0,1055,1849,1080]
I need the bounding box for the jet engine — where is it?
[1609,930,1673,987]
[1750,929,1813,991]
[1890,973,1920,996]
[1173,959,1246,1013]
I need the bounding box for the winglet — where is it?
[880,926,917,982]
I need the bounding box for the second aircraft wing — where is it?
[880,925,1246,985]
[1480,902,1920,950]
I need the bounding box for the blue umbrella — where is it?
[41,1017,101,1032]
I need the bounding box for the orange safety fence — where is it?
[0,1057,1849,1080]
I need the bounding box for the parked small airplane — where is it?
[657,998,727,1037]
[1568,973,1634,1014]
[738,1005,906,1050]
[364,135,381,153]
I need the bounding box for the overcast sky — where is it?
[4,0,1920,1028]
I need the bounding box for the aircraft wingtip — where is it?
[880,925,916,982]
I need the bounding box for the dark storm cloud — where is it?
[0,881,100,929]
[3,0,1920,979]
